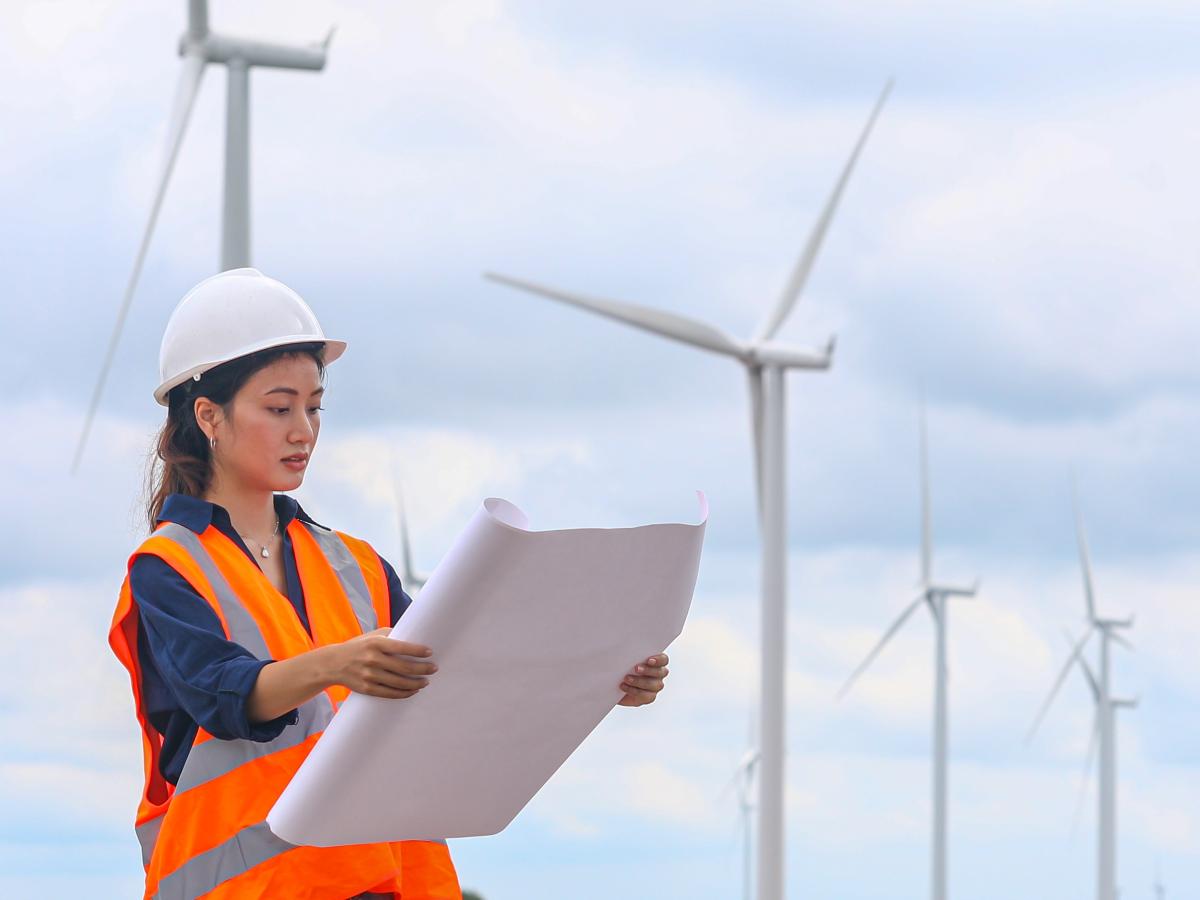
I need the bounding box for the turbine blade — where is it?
[1110,630,1134,652]
[72,52,206,473]
[837,592,924,700]
[389,449,427,589]
[1072,485,1098,622]
[187,0,208,41]
[755,78,893,343]
[920,398,932,586]
[717,762,740,802]
[746,366,764,531]
[1059,626,1101,699]
[1070,710,1099,836]
[1075,649,1100,700]
[1027,627,1093,742]
[485,272,745,359]
[718,747,759,803]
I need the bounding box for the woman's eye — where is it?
[269,407,289,414]
[308,406,324,414]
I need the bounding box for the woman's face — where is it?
[200,354,324,493]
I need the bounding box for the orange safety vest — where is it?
[110,516,462,900]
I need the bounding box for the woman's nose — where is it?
[289,413,315,442]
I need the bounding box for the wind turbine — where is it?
[836,404,978,900]
[73,0,335,472]
[732,745,760,900]
[717,707,760,900]
[390,453,429,591]
[1027,492,1137,900]
[486,81,893,900]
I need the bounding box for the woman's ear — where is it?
[193,397,220,441]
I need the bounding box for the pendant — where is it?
[261,547,270,559]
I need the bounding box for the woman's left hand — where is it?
[618,652,669,707]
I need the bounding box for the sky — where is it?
[1,0,1198,897]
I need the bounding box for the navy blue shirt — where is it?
[130,492,413,785]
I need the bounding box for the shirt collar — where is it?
[157,493,327,535]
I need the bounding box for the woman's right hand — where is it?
[327,627,438,699]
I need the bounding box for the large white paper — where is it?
[268,492,708,846]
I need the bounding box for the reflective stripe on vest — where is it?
[152,821,292,900]
[301,522,379,633]
[136,815,163,868]
[153,523,272,660]
[174,693,335,796]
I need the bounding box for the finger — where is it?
[622,674,664,692]
[376,637,434,658]
[643,653,668,667]
[376,656,438,677]
[366,670,429,691]
[633,663,669,679]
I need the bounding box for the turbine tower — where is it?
[73,0,334,472]
[836,403,978,900]
[486,81,892,900]
[1027,493,1136,900]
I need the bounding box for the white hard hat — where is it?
[154,268,347,406]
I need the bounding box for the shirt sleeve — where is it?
[129,554,299,742]
[376,553,414,626]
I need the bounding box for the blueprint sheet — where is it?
[268,492,708,845]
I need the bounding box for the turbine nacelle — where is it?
[179,30,334,71]
[923,578,980,600]
[745,337,835,371]
[734,747,761,782]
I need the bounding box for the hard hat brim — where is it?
[154,337,347,407]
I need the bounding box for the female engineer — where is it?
[109,268,672,900]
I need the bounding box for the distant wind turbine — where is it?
[732,745,759,900]
[1027,491,1137,900]
[73,0,334,472]
[837,403,978,900]
[717,706,760,900]
[390,453,429,591]
[487,80,893,900]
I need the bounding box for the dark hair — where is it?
[144,341,327,533]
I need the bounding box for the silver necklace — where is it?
[238,516,280,559]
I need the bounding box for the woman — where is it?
[110,268,671,900]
